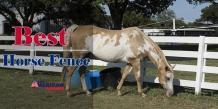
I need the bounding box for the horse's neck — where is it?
[148,56,166,69]
[146,46,170,69]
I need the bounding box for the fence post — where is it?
[29,42,35,75]
[195,36,205,95]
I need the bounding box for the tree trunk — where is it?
[108,3,127,30]
[110,10,123,30]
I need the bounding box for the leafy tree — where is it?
[199,4,218,24]
[187,0,218,4]
[152,9,176,22]
[62,0,109,27]
[148,9,187,29]
[0,0,110,33]
[0,0,50,27]
[187,0,218,24]
[0,0,176,31]
[188,0,218,34]
[98,0,176,29]
[122,11,154,28]
[41,0,110,28]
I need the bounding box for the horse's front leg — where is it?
[65,66,77,97]
[117,64,132,96]
[132,60,146,97]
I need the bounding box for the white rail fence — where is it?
[0,36,218,95]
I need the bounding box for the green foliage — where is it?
[145,9,187,29]
[152,9,176,22]
[123,11,154,28]
[0,0,109,29]
[0,0,176,30]
[63,0,108,26]
[187,0,218,4]
[127,0,176,17]
[199,4,218,24]
[42,0,176,29]
[0,0,47,27]
[97,0,176,29]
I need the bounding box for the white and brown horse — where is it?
[63,24,175,97]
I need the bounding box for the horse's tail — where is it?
[61,24,78,82]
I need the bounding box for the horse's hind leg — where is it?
[132,59,146,97]
[78,66,92,96]
[65,66,77,97]
[117,64,132,96]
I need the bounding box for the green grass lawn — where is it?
[0,59,218,109]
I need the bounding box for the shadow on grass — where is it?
[70,91,87,97]
[97,81,218,97]
[33,71,61,76]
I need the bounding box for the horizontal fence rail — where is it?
[0,35,218,94]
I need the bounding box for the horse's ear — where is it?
[165,66,170,71]
[172,64,176,70]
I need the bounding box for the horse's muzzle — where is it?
[166,89,174,97]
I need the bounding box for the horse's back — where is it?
[68,25,147,62]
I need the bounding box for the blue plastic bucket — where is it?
[85,70,102,90]
[70,69,81,87]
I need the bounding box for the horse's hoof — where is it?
[117,91,122,96]
[87,93,92,96]
[141,93,146,97]
[139,92,146,97]
[67,92,72,97]
[86,91,92,96]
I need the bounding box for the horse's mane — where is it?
[134,28,172,70]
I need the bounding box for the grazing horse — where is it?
[62,24,175,97]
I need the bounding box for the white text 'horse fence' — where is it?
[0,35,218,95]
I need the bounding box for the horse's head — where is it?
[158,64,175,97]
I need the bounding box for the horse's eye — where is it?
[165,76,170,81]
